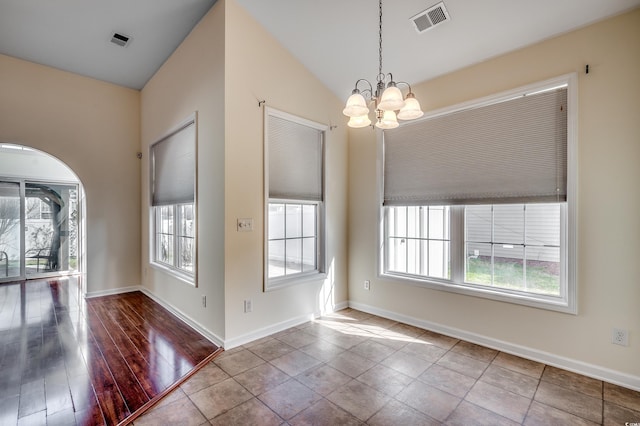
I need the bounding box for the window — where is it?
[381,75,576,313]
[265,108,326,290]
[150,114,196,282]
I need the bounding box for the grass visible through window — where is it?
[466,257,560,296]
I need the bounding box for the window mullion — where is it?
[450,206,465,283]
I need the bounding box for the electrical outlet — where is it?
[244,299,252,313]
[364,280,370,290]
[612,328,629,346]
[201,295,206,308]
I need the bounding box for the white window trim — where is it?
[377,74,578,314]
[149,113,198,287]
[263,108,327,291]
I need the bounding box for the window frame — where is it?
[378,74,578,314]
[264,107,327,291]
[149,113,197,286]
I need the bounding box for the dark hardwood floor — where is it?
[0,276,222,425]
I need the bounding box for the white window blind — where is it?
[383,87,567,206]
[151,119,196,206]
[268,114,323,201]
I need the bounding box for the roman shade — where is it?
[383,87,567,206]
[151,119,196,206]
[268,114,323,201]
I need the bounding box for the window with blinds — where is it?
[149,114,197,283]
[264,108,326,290]
[380,75,577,313]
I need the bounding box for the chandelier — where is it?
[343,0,424,129]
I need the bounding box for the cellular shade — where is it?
[151,119,195,206]
[268,114,323,201]
[384,87,567,206]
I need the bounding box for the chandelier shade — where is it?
[397,93,424,120]
[376,110,399,129]
[343,92,369,117]
[348,114,372,128]
[344,0,423,129]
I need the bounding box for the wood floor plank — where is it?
[0,277,220,426]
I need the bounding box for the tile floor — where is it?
[134,308,640,425]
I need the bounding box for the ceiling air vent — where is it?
[410,2,450,33]
[110,32,131,47]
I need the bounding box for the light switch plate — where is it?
[237,218,253,232]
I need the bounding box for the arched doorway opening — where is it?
[0,143,85,286]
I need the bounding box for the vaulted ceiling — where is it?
[1,0,639,97]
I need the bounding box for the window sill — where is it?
[150,261,195,287]
[379,272,576,314]
[266,271,327,292]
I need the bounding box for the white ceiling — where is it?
[1,0,639,95]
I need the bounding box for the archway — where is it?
[0,143,85,288]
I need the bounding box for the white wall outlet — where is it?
[244,299,253,313]
[201,295,206,308]
[612,328,629,346]
[364,280,370,290]
[237,218,253,232]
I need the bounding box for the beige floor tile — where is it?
[480,364,539,398]
[258,379,321,420]
[209,397,283,426]
[134,393,206,426]
[299,339,345,363]
[248,339,296,361]
[289,398,363,426]
[369,333,413,350]
[275,330,318,349]
[446,400,520,426]
[415,330,459,350]
[352,315,398,332]
[401,340,448,363]
[437,351,489,379]
[356,364,413,397]
[380,350,432,378]
[524,401,599,426]
[492,352,545,378]
[418,364,476,398]
[295,364,351,396]
[326,379,390,421]
[451,340,499,363]
[541,365,602,398]
[534,380,602,423]
[388,322,426,338]
[348,339,396,363]
[397,380,461,421]
[150,387,187,410]
[604,381,640,412]
[368,399,440,426]
[213,349,265,376]
[603,400,640,426]
[270,350,322,377]
[180,363,230,395]
[327,350,376,378]
[189,377,253,420]
[233,363,290,396]
[242,335,274,349]
[320,328,369,350]
[465,381,531,423]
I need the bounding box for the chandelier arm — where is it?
[396,81,414,94]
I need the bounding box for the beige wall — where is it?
[348,9,640,385]
[223,0,349,344]
[0,54,141,293]
[141,1,226,341]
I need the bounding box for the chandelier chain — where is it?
[378,0,383,79]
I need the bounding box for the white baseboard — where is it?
[139,288,224,348]
[85,285,141,298]
[349,301,640,392]
[224,312,318,350]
